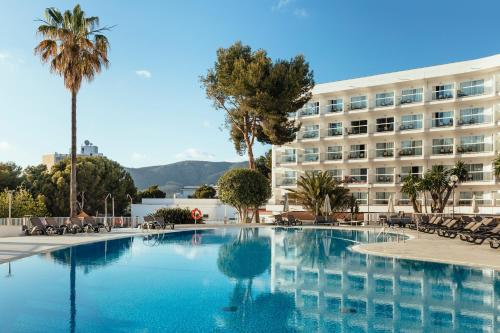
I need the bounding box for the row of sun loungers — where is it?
[24,216,112,235]
[274,215,303,227]
[141,215,175,230]
[409,215,500,249]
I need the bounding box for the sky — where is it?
[1,0,500,168]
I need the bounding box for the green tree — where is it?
[35,5,111,217]
[255,149,272,180]
[400,176,422,213]
[217,168,271,223]
[137,185,166,199]
[24,157,136,217]
[494,154,500,180]
[191,185,217,199]
[288,171,350,216]
[0,188,48,218]
[201,41,314,170]
[0,162,23,191]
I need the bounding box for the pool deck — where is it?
[0,224,498,270]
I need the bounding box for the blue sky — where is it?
[1,0,500,168]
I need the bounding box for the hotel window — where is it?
[401,166,423,179]
[350,95,367,110]
[348,168,368,183]
[300,101,319,116]
[400,114,423,130]
[375,92,394,107]
[464,164,488,182]
[281,171,297,186]
[400,140,422,156]
[376,117,394,132]
[352,192,368,205]
[327,99,343,113]
[458,79,484,97]
[326,146,343,160]
[432,84,454,100]
[327,122,343,136]
[431,111,453,127]
[459,191,490,206]
[375,167,394,183]
[459,107,485,125]
[302,124,319,139]
[399,193,411,206]
[400,88,423,104]
[349,144,366,159]
[375,192,394,205]
[375,142,394,158]
[458,135,489,153]
[432,138,454,155]
[327,169,343,181]
[347,120,368,134]
[303,147,320,162]
[281,148,296,163]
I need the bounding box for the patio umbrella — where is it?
[322,194,332,216]
[387,194,395,214]
[471,194,479,214]
[283,193,289,213]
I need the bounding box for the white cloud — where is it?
[293,8,308,17]
[0,141,11,150]
[135,70,152,79]
[131,152,147,161]
[175,148,215,161]
[273,0,292,10]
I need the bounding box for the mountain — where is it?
[126,160,247,194]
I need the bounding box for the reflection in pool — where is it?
[0,228,498,332]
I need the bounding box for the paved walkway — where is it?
[0,224,498,270]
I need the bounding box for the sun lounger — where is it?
[65,217,84,234]
[44,217,66,235]
[83,216,111,233]
[461,223,500,245]
[489,236,500,249]
[436,219,460,237]
[458,222,485,241]
[23,217,49,235]
[314,216,335,226]
[156,216,174,230]
[274,215,286,226]
[288,215,302,226]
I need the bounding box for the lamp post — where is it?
[104,193,112,226]
[7,190,14,225]
[450,175,459,218]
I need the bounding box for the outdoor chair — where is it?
[461,223,500,245]
[156,216,174,230]
[44,217,66,235]
[288,215,302,226]
[274,215,286,226]
[142,215,158,229]
[84,216,111,233]
[23,217,50,236]
[66,217,84,234]
[436,219,460,237]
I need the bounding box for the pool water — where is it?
[0,228,498,332]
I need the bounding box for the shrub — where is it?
[154,207,202,224]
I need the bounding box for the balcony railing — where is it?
[375,97,394,107]
[430,118,454,128]
[431,146,454,155]
[325,104,343,113]
[398,121,423,131]
[348,151,367,159]
[375,149,394,158]
[301,130,320,139]
[345,175,368,184]
[457,86,485,97]
[456,143,493,154]
[375,123,395,133]
[399,94,423,105]
[303,153,320,162]
[398,148,422,157]
[349,101,367,110]
[464,172,493,182]
[279,155,296,163]
[327,128,343,137]
[374,175,395,184]
[299,105,320,117]
[279,178,297,186]
[457,115,491,126]
[346,126,368,135]
[325,152,343,161]
[432,90,454,100]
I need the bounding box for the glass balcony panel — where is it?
[400,88,423,104]
[457,142,492,154]
[432,85,454,100]
[399,115,423,131]
[350,96,367,110]
[326,99,343,113]
[299,102,320,116]
[375,193,395,204]
[303,154,319,162]
[326,152,343,160]
[280,178,297,186]
[458,108,489,126]
[281,155,296,163]
[375,92,394,107]
[302,130,319,139]
[458,80,484,97]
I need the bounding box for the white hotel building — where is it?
[271,54,500,214]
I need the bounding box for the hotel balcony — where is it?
[456,115,492,127]
[398,147,422,158]
[345,125,369,136]
[344,175,368,185]
[302,152,320,163]
[429,118,454,129]
[456,85,486,98]
[373,174,395,185]
[374,149,395,159]
[431,145,454,156]
[349,101,368,111]
[277,154,297,165]
[431,89,454,101]
[278,177,297,187]
[324,128,343,138]
[398,93,423,105]
[347,150,367,160]
[375,97,394,108]
[299,129,320,140]
[456,143,494,155]
[324,152,343,162]
[299,105,320,117]
[374,122,395,134]
[324,104,343,114]
[463,172,495,184]
[397,121,423,132]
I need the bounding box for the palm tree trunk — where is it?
[70,90,78,217]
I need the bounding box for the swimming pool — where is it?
[0,228,498,332]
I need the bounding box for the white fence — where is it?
[0,216,143,229]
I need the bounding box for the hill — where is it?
[126,160,247,195]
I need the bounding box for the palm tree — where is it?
[288,171,350,216]
[494,154,500,180]
[400,176,421,213]
[35,5,110,216]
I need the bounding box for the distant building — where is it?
[175,185,219,198]
[42,140,104,169]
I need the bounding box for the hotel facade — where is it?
[270,54,500,214]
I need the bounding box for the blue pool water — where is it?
[0,228,498,332]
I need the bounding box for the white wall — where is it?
[132,198,239,222]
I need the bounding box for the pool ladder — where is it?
[376,226,406,243]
